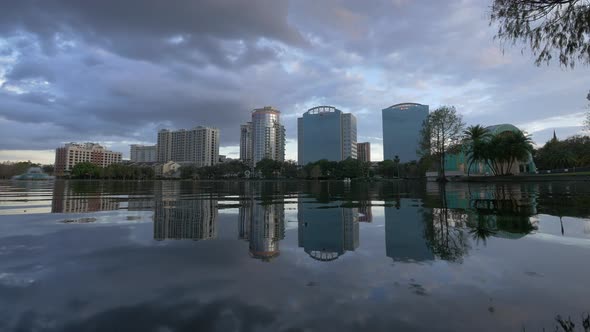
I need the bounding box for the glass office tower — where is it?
[297,106,357,165]
[382,103,428,162]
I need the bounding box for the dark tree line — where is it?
[70,162,154,179]
[534,135,590,170]
[0,161,54,179]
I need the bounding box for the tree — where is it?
[463,125,491,176]
[485,131,534,175]
[255,158,282,178]
[585,90,590,131]
[419,106,465,181]
[71,162,101,179]
[393,155,400,178]
[376,160,396,178]
[489,0,590,67]
[534,134,590,169]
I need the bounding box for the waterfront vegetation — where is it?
[534,135,590,170]
[70,162,155,180]
[0,161,54,179]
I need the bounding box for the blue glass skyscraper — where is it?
[382,103,429,162]
[297,106,357,165]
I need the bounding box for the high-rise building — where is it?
[156,126,219,167]
[357,142,371,162]
[297,106,357,165]
[242,106,285,168]
[54,142,122,176]
[382,103,429,162]
[239,122,252,165]
[130,144,157,162]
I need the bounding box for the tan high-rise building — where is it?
[241,106,285,168]
[156,126,219,167]
[54,143,122,176]
[357,142,371,162]
[130,144,157,162]
[239,122,253,165]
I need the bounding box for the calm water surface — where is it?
[0,180,589,331]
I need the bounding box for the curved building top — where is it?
[305,105,341,115]
[484,123,522,135]
[383,102,428,110]
[252,106,280,114]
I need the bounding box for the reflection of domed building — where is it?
[297,201,359,261]
[239,199,285,261]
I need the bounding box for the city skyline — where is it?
[1,1,589,164]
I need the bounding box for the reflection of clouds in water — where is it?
[0,272,36,288]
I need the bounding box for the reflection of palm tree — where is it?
[468,217,497,246]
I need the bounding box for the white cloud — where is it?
[0,150,54,164]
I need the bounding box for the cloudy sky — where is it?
[0,0,589,164]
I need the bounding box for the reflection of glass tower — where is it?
[239,199,285,261]
[51,180,119,213]
[385,199,434,262]
[153,182,218,241]
[297,201,359,261]
[358,202,373,222]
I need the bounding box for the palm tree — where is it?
[463,125,490,176]
[393,155,400,178]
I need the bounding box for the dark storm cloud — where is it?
[0,0,588,159]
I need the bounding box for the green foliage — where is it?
[419,106,465,179]
[534,135,590,169]
[181,160,250,179]
[255,158,284,178]
[42,165,55,175]
[490,0,590,67]
[301,158,370,180]
[0,161,40,179]
[101,163,154,180]
[463,125,491,176]
[70,162,154,180]
[71,162,101,179]
[485,131,534,175]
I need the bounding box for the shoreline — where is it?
[5,175,590,183]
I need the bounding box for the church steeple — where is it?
[551,129,558,143]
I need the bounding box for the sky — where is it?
[0,0,589,164]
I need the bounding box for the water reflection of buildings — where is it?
[426,183,540,240]
[239,199,285,261]
[153,182,218,241]
[51,181,119,213]
[358,202,373,222]
[385,199,434,262]
[297,201,359,261]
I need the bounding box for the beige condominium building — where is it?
[130,144,157,162]
[156,126,220,167]
[55,143,122,176]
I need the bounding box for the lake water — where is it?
[1,180,589,332]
